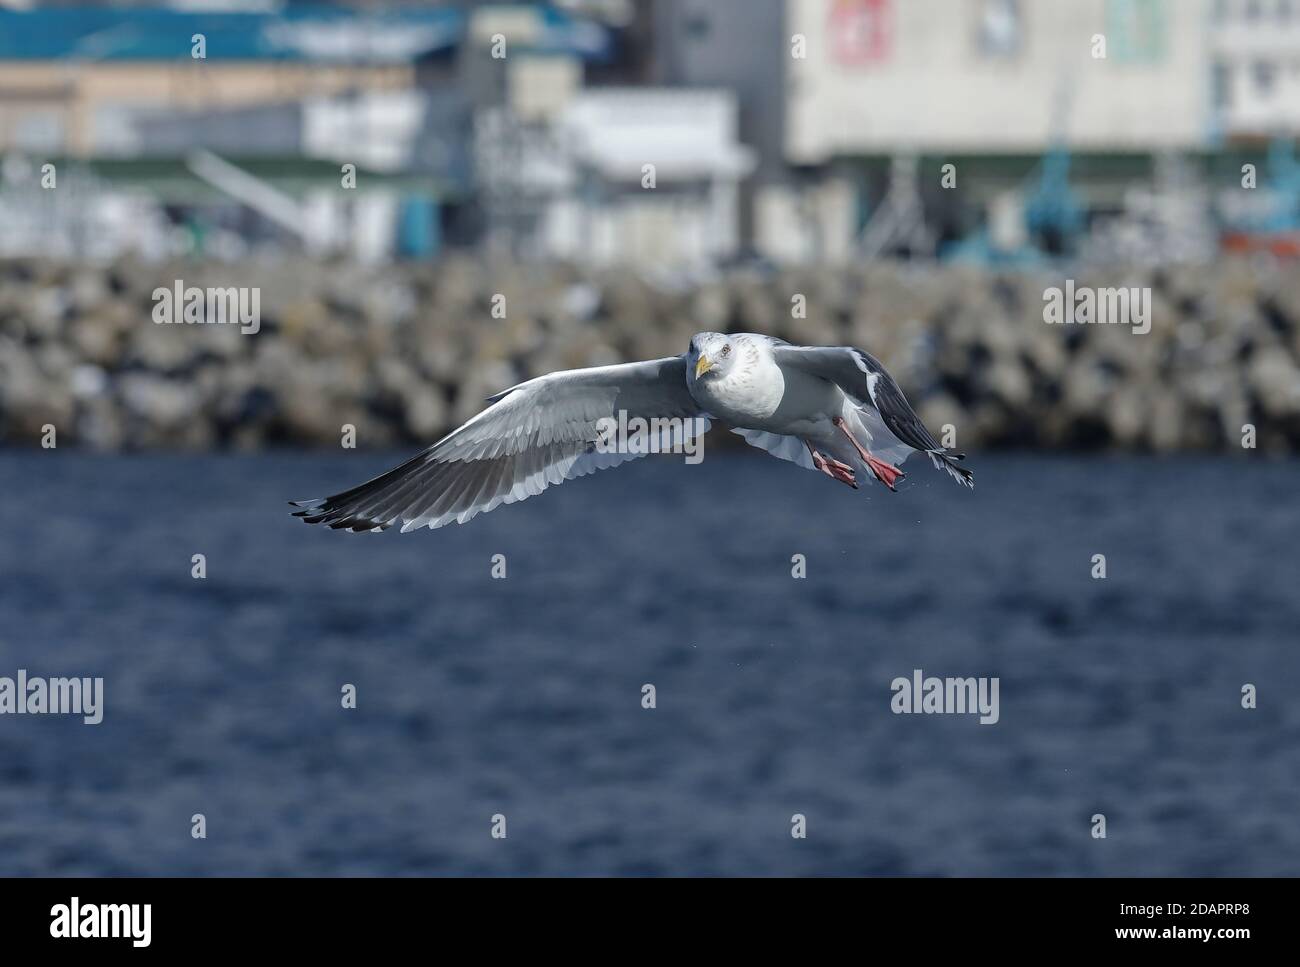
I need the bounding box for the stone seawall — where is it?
[1,256,1297,452]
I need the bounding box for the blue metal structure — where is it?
[0,6,463,62]
[0,5,613,64]
[1257,137,1300,233]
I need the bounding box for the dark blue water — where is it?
[0,448,1297,876]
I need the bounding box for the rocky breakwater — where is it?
[0,255,1297,453]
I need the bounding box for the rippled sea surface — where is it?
[0,447,1297,876]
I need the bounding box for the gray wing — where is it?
[291,356,709,532]
[771,344,973,488]
[730,428,817,470]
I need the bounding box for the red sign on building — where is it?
[829,0,894,66]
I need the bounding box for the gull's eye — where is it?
[721,345,731,357]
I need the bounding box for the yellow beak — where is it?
[695,354,714,379]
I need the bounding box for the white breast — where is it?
[688,345,786,427]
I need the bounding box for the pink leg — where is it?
[805,440,857,489]
[832,417,905,491]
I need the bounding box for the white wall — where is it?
[785,0,1210,161]
[562,88,753,181]
[304,92,426,171]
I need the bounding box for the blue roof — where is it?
[534,4,612,60]
[0,5,613,63]
[0,6,464,63]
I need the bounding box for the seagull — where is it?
[290,332,972,533]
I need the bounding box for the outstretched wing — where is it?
[291,356,708,532]
[771,344,973,488]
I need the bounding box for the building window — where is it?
[684,14,711,40]
[1254,60,1277,94]
[1213,61,1233,109]
[976,0,1022,58]
[1107,0,1167,64]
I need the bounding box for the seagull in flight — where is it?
[291,333,972,533]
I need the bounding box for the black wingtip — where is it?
[929,451,974,488]
[293,501,390,532]
[289,498,326,520]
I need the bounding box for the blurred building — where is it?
[1,0,1299,266]
[0,4,472,261]
[540,88,754,265]
[787,0,1206,159]
[0,5,450,156]
[771,0,1300,264]
[1210,0,1300,139]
